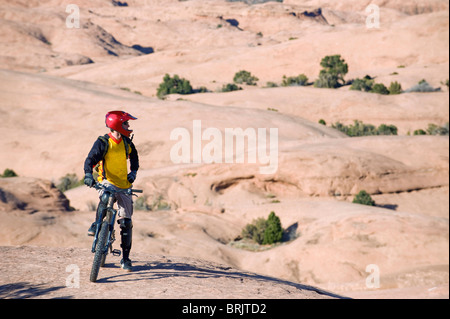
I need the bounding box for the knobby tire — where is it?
[90,221,109,282]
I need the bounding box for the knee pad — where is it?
[119,218,133,232]
[100,191,111,205]
[119,218,133,253]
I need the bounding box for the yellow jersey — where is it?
[97,134,132,189]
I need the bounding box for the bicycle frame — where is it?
[90,183,143,255]
[89,182,143,282]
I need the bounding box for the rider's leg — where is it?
[115,189,133,270]
[119,218,133,260]
[116,191,134,258]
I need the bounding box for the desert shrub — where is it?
[332,120,398,137]
[134,195,151,211]
[318,119,326,125]
[370,83,389,95]
[282,74,308,87]
[412,123,449,136]
[193,86,209,94]
[353,190,375,206]
[314,55,348,88]
[148,195,170,211]
[241,223,258,241]
[1,168,18,178]
[157,74,193,99]
[242,211,283,245]
[350,77,402,95]
[388,81,402,94]
[332,120,376,136]
[56,173,83,192]
[265,81,278,88]
[233,70,259,86]
[413,129,427,135]
[220,83,242,92]
[405,80,441,93]
[426,123,449,136]
[314,72,340,88]
[350,75,374,92]
[242,217,267,244]
[263,211,283,244]
[377,124,398,135]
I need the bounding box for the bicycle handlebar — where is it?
[92,182,143,195]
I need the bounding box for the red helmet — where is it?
[105,111,137,137]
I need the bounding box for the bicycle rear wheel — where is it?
[90,221,109,282]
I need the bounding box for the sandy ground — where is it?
[0,245,343,299]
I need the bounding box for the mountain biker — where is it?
[83,110,139,272]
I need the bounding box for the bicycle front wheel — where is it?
[90,221,109,282]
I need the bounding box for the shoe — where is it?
[120,258,132,272]
[87,222,96,236]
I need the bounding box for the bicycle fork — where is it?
[91,207,121,257]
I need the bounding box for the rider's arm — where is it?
[84,138,108,175]
[129,141,139,173]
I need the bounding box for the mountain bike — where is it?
[89,182,143,282]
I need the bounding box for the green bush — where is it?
[412,123,449,136]
[353,190,375,206]
[314,55,348,88]
[377,124,398,135]
[1,168,18,178]
[282,74,308,87]
[242,211,283,245]
[242,217,267,244]
[233,70,259,86]
[149,195,171,211]
[265,81,278,88]
[413,129,427,135]
[332,120,398,137]
[350,77,402,95]
[263,212,283,244]
[220,83,242,92]
[332,120,376,136]
[370,83,389,95]
[56,173,83,192]
[426,123,449,136]
[192,86,209,94]
[134,195,151,211]
[314,72,340,89]
[350,75,374,92]
[157,74,193,99]
[388,81,402,94]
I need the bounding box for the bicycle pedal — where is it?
[112,249,121,257]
